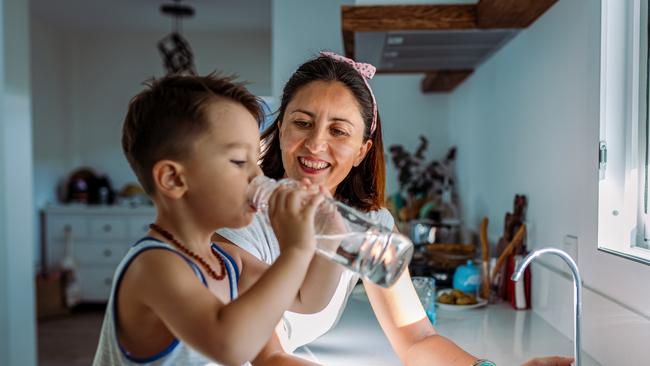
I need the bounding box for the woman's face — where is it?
[279,80,372,193]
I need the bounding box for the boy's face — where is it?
[183,99,262,229]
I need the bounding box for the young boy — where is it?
[93,74,339,365]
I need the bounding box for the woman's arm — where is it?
[364,267,478,366]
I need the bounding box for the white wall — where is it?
[449,1,650,364]
[31,19,68,214]
[373,75,450,195]
[0,6,6,355]
[1,0,37,364]
[31,21,271,267]
[271,0,352,97]
[31,22,272,207]
[272,0,452,197]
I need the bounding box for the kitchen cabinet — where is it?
[41,205,155,302]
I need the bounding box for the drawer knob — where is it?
[103,224,112,232]
[103,249,112,257]
[104,278,112,286]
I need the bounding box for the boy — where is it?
[93,74,339,365]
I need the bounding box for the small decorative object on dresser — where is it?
[40,204,156,303]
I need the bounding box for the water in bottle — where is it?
[247,176,414,288]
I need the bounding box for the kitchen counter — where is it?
[294,286,601,365]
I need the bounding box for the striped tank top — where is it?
[92,237,250,366]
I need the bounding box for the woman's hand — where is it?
[521,356,574,366]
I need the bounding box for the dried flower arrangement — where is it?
[387,136,459,224]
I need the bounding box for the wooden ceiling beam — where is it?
[476,0,558,28]
[343,30,355,60]
[341,2,558,91]
[342,4,477,59]
[421,70,473,93]
[341,2,558,59]
[341,5,478,32]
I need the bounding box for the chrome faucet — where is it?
[511,248,582,366]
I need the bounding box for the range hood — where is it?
[342,0,558,92]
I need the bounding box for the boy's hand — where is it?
[268,183,324,255]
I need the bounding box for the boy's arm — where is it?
[225,241,342,314]
[126,244,314,366]
[222,189,346,314]
[293,255,343,313]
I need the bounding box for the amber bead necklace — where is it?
[149,223,226,281]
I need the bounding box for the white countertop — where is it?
[294,286,601,366]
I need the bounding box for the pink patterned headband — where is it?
[320,51,378,136]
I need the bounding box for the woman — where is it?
[216,52,573,366]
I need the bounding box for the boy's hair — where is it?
[122,74,262,194]
[260,56,385,212]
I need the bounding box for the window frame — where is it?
[598,0,650,264]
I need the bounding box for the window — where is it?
[598,0,650,264]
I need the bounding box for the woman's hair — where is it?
[260,55,385,211]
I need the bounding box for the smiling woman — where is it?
[260,54,385,212]
[277,81,373,195]
[215,52,480,365]
[214,52,576,366]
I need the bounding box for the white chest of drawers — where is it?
[41,205,156,302]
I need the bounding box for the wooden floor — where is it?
[38,304,105,366]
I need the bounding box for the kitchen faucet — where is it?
[511,248,582,366]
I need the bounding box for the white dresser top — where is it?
[294,286,601,365]
[42,204,155,215]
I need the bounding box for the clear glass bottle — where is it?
[248,176,414,288]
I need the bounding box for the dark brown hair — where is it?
[122,74,262,194]
[260,55,385,211]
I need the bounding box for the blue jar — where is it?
[453,260,480,294]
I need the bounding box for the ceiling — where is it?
[30,0,271,33]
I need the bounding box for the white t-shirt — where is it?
[217,208,395,352]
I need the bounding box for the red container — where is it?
[505,254,531,310]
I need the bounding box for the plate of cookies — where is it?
[436,288,487,311]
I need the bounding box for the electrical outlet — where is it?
[563,234,579,264]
